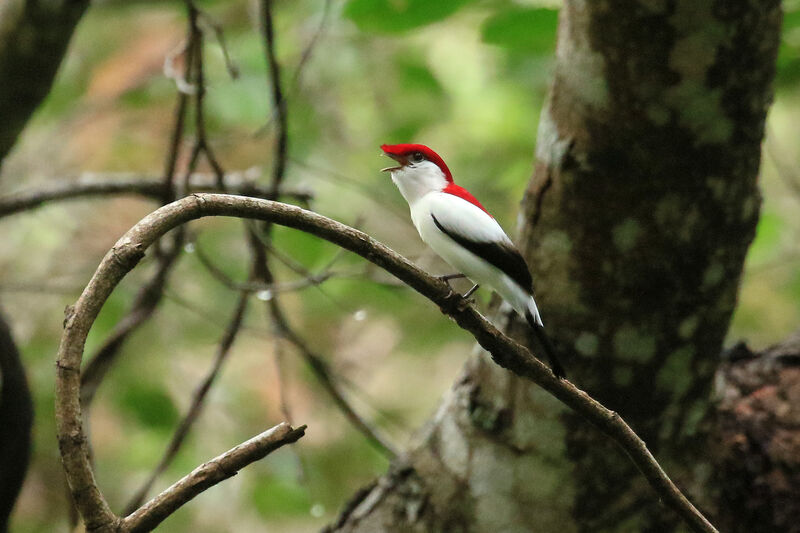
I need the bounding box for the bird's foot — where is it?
[437,274,477,298]
[439,285,477,315]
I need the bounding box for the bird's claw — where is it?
[439,289,473,315]
[437,275,477,314]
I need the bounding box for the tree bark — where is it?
[713,331,800,533]
[328,1,782,531]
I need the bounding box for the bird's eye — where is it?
[411,152,424,163]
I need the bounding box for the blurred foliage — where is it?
[344,0,471,34]
[0,0,798,531]
[481,7,558,53]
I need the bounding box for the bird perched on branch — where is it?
[381,143,565,378]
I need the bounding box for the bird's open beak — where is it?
[381,152,405,173]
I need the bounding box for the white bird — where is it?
[381,143,565,378]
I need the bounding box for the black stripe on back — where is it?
[431,213,533,293]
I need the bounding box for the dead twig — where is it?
[122,422,306,533]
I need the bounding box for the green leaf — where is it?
[344,0,471,34]
[398,59,443,95]
[481,8,559,53]
[777,11,800,86]
[116,381,179,431]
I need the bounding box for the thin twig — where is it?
[161,34,192,204]
[246,221,316,276]
[254,0,332,136]
[162,282,408,435]
[162,288,271,340]
[53,194,719,533]
[193,239,342,293]
[291,157,412,223]
[121,422,306,533]
[289,0,332,91]
[0,172,313,219]
[245,230,398,458]
[196,8,240,79]
[188,2,225,187]
[122,291,251,515]
[255,0,395,456]
[79,233,183,408]
[260,0,288,195]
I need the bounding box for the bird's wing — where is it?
[426,192,533,293]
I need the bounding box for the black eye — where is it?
[411,152,424,163]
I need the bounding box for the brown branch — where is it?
[254,0,332,136]
[246,223,317,276]
[0,173,313,219]
[187,1,225,187]
[121,422,306,533]
[290,0,332,90]
[160,38,191,204]
[122,291,250,515]
[55,194,718,533]
[260,0,288,194]
[252,2,389,450]
[196,9,239,80]
[162,288,271,341]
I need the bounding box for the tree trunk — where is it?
[328,1,782,531]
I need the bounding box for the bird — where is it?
[380,143,566,378]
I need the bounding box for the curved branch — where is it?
[55,194,717,533]
[0,173,313,219]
